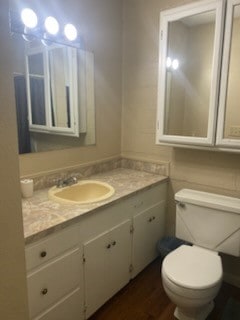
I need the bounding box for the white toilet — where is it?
[161,189,240,320]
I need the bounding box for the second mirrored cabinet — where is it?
[157,0,240,151]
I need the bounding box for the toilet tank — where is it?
[175,189,240,257]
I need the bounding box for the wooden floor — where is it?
[89,258,240,320]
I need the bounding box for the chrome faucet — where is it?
[56,176,78,188]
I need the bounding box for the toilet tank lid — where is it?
[175,189,240,214]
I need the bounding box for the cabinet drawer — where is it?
[33,288,83,320]
[25,226,80,271]
[27,248,81,318]
[129,182,167,213]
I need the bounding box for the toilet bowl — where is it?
[161,189,240,320]
[162,245,222,320]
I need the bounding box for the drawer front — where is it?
[27,248,81,318]
[25,226,80,271]
[33,288,83,320]
[129,182,167,214]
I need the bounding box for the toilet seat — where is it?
[162,245,222,291]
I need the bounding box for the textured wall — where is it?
[0,1,29,319]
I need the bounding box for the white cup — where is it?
[21,179,34,198]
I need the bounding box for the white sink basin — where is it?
[48,180,115,205]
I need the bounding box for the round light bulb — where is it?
[172,59,179,70]
[166,57,172,68]
[21,8,38,29]
[64,23,78,41]
[45,16,59,35]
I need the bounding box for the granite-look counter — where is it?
[22,168,168,244]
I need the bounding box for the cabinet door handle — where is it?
[40,251,47,258]
[106,244,111,249]
[152,216,156,220]
[111,241,116,246]
[41,288,48,295]
[148,217,152,222]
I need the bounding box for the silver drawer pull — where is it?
[41,288,48,295]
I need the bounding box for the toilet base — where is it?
[174,301,214,320]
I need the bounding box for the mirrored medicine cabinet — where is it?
[157,0,240,152]
[25,43,89,137]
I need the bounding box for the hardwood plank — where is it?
[89,258,240,320]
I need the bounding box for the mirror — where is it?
[222,4,240,140]
[157,0,224,146]
[12,33,95,154]
[164,11,216,138]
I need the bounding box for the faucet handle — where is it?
[56,179,65,188]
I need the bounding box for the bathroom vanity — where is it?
[23,168,168,319]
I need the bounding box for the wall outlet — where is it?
[229,126,240,137]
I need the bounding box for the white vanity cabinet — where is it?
[132,200,166,278]
[83,219,132,318]
[82,182,167,318]
[25,181,167,320]
[25,226,84,320]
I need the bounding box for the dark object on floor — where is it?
[157,236,191,258]
[221,297,240,320]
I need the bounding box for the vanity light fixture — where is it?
[44,16,59,35]
[166,57,172,68]
[10,8,80,47]
[64,23,78,41]
[172,59,179,70]
[166,57,179,70]
[21,8,38,29]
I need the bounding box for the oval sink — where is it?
[48,180,115,205]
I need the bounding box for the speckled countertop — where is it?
[22,168,168,244]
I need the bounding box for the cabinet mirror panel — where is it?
[12,34,95,154]
[27,52,46,126]
[157,0,224,146]
[165,11,215,138]
[48,47,72,129]
[223,4,240,140]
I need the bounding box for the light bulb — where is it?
[45,16,59,35]
[21,8,38,29]
[172,59,179,70]
[166,57,172,68]
[64,24,77,41]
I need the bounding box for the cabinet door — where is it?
[216,0,240,148]
[132,201,166,278]
[84,229,110,318]
[84,219,131,318]
[108,220,132,297]
[156,0,224,147]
